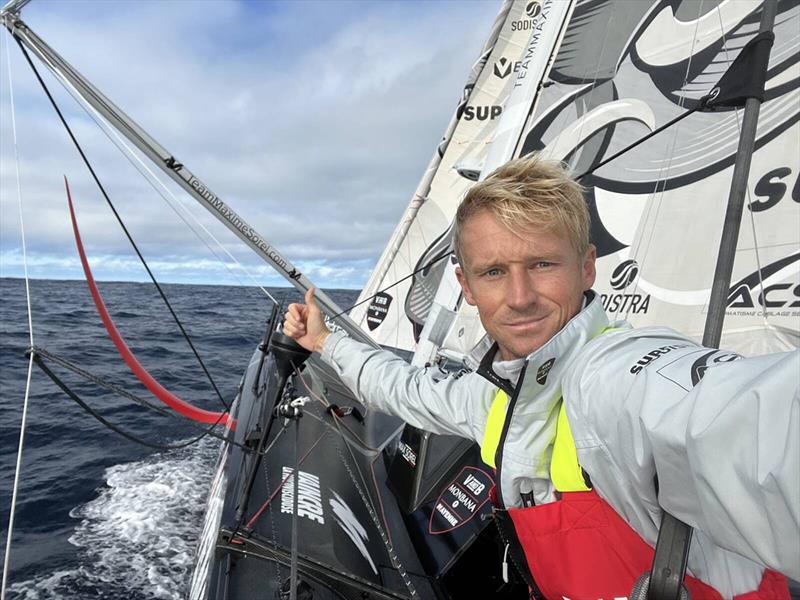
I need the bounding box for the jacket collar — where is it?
[475,291,608,395]
[476,342,516,395]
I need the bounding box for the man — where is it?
[284,154,798,599]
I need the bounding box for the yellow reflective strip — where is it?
[481,326,622,477]
[549,327,620,491]
[550,402,591,492]
[480,389,508,469]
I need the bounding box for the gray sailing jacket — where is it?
[320,291,799,597]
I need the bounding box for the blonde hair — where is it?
[453,153,589,265]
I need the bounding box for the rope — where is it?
[31,353,212,451]
[29,346,247,451]
[15,37,231,413]
[9,19,277,304]
[1,30,34,599]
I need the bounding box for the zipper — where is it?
[492,363,526,508]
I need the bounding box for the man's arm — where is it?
[565,332,799,581]
[649,350,799,580]
[284,289,490,442]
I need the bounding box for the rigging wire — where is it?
[49,68,278,304]
[242,428,329,530]
[1,31,34,600]
[29,346,247,450]
[8,16,278,304]
[241,363,416,596]
[328,249,453,322]
[15,37,231,413]
[31,353,215,451]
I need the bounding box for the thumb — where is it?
[305,287,316,307]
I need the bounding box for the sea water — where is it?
[0,278,359,599]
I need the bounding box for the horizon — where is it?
[0,274,362,291]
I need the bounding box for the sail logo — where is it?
[462,105,502,121]
[511,0,545,31]
[610,260,639,290]
[725,253,800,316]
[750,167,798,213]
[493,57,520,79]
[601,260,651,314]
[329,490,378,575]
[366,292,392,331]
[280,467,325,525]
[513,0,553,89]
[525,1,542,18]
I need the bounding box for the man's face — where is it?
[455,209,596,361]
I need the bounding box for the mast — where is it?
[0,10,377,347]
[647,3,779,598]
[702,1,779,349]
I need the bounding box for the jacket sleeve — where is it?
[320,331,491,443]
[566,333,799,581]
[650,349,799,581]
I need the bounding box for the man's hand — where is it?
[284,288,332,353]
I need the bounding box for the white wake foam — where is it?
[7,437,219,600]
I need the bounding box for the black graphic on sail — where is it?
[365,292,393,331]
[404,223,456,341]
[522,0,799,195]
[727,252,800,308]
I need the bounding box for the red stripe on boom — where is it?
[65,177,235,430]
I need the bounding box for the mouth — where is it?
[504,316,546,329]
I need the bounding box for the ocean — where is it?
[0,278,360,599]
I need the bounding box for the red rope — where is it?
[65,177,234,429]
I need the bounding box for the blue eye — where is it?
[484,268,501,277]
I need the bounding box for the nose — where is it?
[506,267,537,311]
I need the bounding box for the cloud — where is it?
[1,0,499,289]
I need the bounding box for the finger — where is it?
[284,321,305,337]
[288,303,302,320]
[305,287,316,307]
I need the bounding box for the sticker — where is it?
[429,466,494,535]
[366,292,392,331]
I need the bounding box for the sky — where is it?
[0,0,501,289]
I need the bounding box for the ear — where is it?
[582,244,597,290]
[455,266,477,306]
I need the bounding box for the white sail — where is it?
[414,0,575,367]
[433,0,799,361]
[349,0,553,352]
